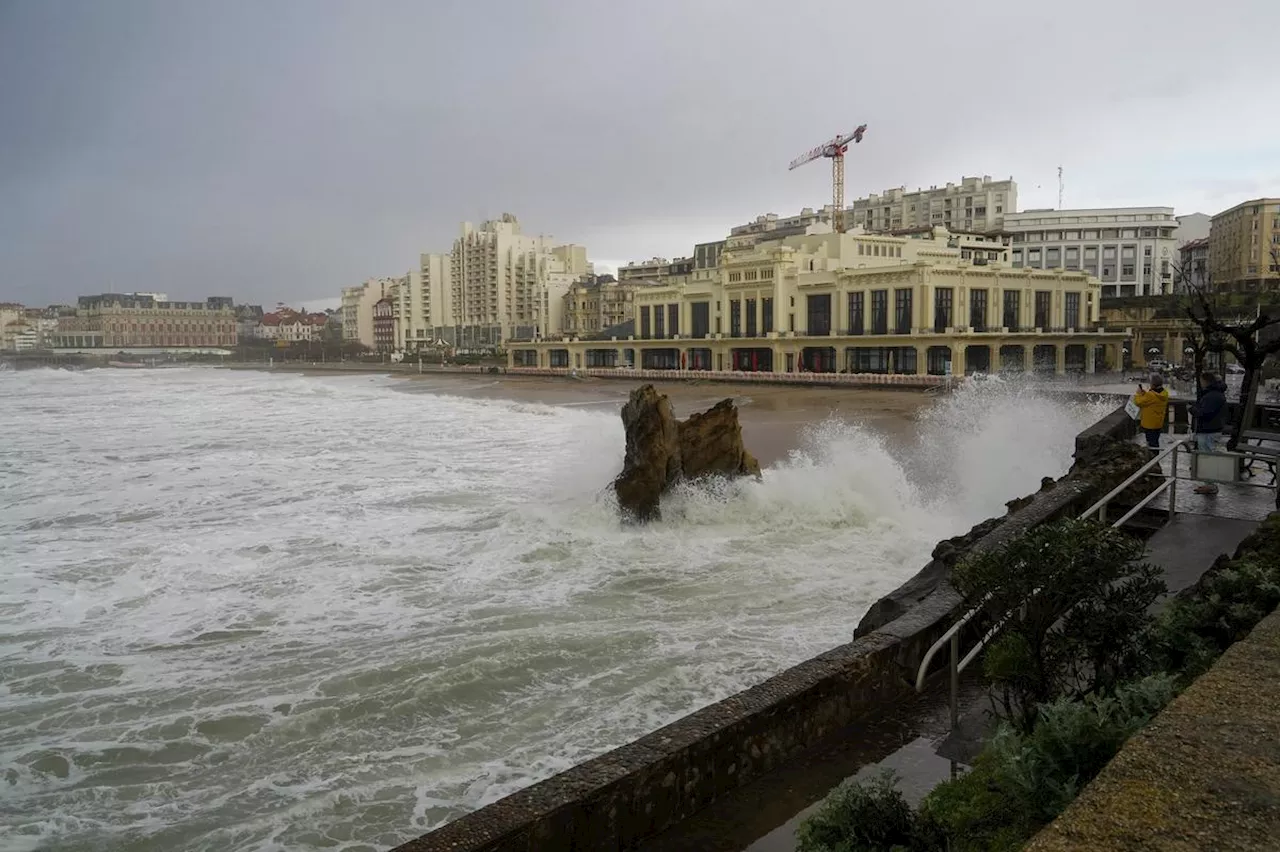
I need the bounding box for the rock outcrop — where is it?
[613,385,761,521]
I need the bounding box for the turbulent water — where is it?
[0,368,1108,852]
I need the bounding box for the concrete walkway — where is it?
[1145,514,1261,601]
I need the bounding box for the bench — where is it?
[1238,429,1280,483]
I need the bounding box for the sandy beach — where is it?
[223,364,934,466]
[386,371,933,467]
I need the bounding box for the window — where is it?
[998,291,1018,332]
[934,287,953,332]
[970,288,988,331]
[847,292,864,335]
[730,300,741,337]
[1035,291,1051,329]
[745,298,757,336]
[1065,292,1081,330]
[691,302,710,338]
[894,288,913,334]
[762,298,773,334]
[1122,264,1135,279]
[871,290,889,334]
[1012,249,1023,268]
[668,304,679,337]
[806,294,832,336]
[640,305,651,338]
[653,307,665,338]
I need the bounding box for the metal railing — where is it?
[913,439,1189,730]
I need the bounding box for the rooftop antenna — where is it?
[1057,166,1064,209]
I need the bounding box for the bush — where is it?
[796,770,923,852]
[1152,555,1280,679]
[952,518,1164,732]
[917,675,1177,851]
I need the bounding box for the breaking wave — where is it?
[0,368,1109,851]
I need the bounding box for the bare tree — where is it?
[1174,246,1280,450]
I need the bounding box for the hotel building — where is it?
[508,225,1126,377]
[1003,207,1180,298]
[50,293,236,349]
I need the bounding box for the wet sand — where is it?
[384,372,933,467]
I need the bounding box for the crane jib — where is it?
[787,125,867,170]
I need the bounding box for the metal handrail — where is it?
[1079,439,1188,524]
[913,437,1190,730]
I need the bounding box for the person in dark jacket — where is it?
[1191,371,1228,495]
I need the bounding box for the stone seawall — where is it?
[391,405,1146,852]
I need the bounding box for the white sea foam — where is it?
[0,368,1108,851]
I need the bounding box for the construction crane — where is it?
[787,124,867,233]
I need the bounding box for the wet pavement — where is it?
[1139,433,1277,523]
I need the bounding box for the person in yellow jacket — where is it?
[1133,374,1170,455]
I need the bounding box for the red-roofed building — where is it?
[256,309,328,342]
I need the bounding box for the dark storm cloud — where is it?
[1,0,1277,305]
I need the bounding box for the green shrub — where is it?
[1151,556,1280,678]
[795,770,923,852]
[952,518,1164,732]
[917,675,1177,851]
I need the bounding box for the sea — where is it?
[0,368,1110,851]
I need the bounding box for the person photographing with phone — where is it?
[1133,374,1170,456]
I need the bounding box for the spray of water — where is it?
[0,369,1109,851]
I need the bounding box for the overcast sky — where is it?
[2,0,1277,308]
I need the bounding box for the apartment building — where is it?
[510,225,1124,376]
[848,175,1016,234]
[561,275,652,337]
[341,278,394,348]
[447,214,587,348]
[1178,238,1210,292]
[48,293,236,349]
[373,298,394,352]
[0,304,26,351]
[1209,198,1280,292]
[390,254,455,351]
[1003,207,1179,298]
[729,207,836,242]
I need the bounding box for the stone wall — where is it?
[391,405,1147,852]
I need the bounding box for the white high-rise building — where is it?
[1003,207,1180,298]
[447,214,586,348]
[392,253,455,350]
